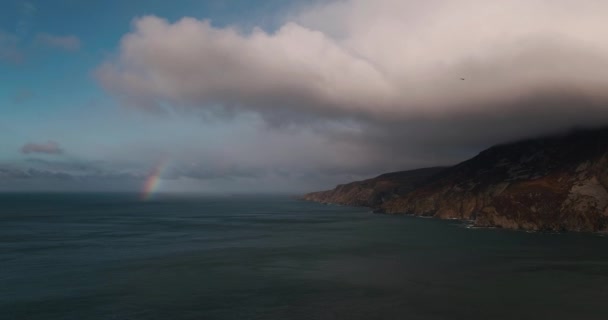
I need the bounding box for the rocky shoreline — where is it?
[304,127,608,233]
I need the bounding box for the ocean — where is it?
[2,193,608,320]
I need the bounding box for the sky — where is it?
[1,0,608,194]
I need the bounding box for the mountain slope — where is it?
[304,128,608,232]
[302,167,445,207]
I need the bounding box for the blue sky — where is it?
[1,0,330,193]
[2,0,607,193]
[0,0,295,152]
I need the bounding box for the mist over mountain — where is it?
[305,127,608,232]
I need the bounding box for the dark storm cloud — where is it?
[168,164,265,181]
[340,89,608,164]
[0,172,143,192]
[22,158,108,174]
[0,161,144,192]
[21,141,63,155]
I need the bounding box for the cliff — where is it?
[304,127,608,232]
[302,167,445,207]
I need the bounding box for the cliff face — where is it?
[305,128,608,232]
[302,167,445,207]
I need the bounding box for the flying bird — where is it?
[460,78,465,80]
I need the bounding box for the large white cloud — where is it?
[95,0,608,188]
[98,0,608,120]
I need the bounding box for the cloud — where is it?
[1,29,81,65]
[98,1,608,122]
[11,88,34,104]
[0,156,148,192]
[21,141,64,155]
[35,33,81,51]
[93,0,608,188]
[0,165,143,192]
[0,30,24,64]
[16,1,37,37]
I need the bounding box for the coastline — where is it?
[302,197,608,235]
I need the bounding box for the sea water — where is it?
[2,193,608,320]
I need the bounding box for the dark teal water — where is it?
[2,194,608,320]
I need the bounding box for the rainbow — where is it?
[140,161,168,201]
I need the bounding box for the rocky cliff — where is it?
[302,167,445,207]
[304,127,608,232]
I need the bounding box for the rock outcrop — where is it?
[304,127,608,232]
